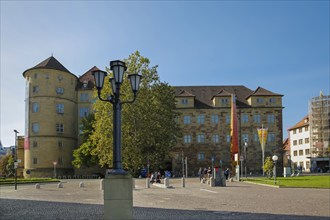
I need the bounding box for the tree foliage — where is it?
[72,113,99,168]
[0,154,14,177]
[75,51,181,175]
[263,156,274,179]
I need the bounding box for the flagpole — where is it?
[262,124,264,176]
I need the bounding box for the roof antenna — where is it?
[51,53,53,57]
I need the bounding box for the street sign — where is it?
[239,156,244,161]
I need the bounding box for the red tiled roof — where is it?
[288,115,309,130]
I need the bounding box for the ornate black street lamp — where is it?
[92,60,142,175]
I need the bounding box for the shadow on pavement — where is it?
[1,199,328,220]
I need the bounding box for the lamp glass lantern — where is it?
[272,155,278,162]
[92,70,108,91]
[109,78,116,94]
[128,74,142,95]
[110,60,127,84]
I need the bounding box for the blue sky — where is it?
[1,1,329,147]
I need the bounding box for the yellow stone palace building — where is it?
[22,56,284,177]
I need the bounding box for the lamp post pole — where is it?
[53,161,57,178]
[92,60,142,220]
[244,140,248,178]
[13,130,19,190]
[272,155,278,185]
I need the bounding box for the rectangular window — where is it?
[305,138,309,144]
[257,98,264,103]
[58,141,63,149]
[56,87,64,95]
[197,115,205,124]
[211,115,219,124]
[253,115,261,123]
[268,133,275,142]
[33,141,38,148]
[56,103,64,114]
[221,98,228,104]
[226,134,230,143]
[183,116,191,124]
[293,151,297,156]
[242,134,249,142]
[32,123,40,133]
[198,153,205,161]
[293,140,297,146]
[80,93,89,101]
[225,115,230,124]
[254,133,259,142]
[293,130,296,134]
[197,134,205,143]
[58,157,63,165]
[267,114,275,123]
[299,150,303,156]
[184,135,192,144]
[56,123,64,133]
[181,99,188,104]
[212,134,219,143]
[269,97,276,104]
[79,107,89,117]
[33,158,38,164]
[32,102,39,113]
[306,161,310,169]
[32,86,39,93]
[299,128,302,133]
[305,126,309,132]
[298,139,303,145]
[305,149,310,155]
[241,114,249,123]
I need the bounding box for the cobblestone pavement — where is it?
[1,178,329,219]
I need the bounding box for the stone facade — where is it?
[172,86,284,176]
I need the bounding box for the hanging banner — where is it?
[257,127,268,151]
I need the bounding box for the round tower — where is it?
[23,56,78,178]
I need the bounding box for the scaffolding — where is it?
[309,93,330,172]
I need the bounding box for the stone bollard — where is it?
[210,177,215,187]
[222,177,226,187]
[146,178,150,188]
[79,182,84,188]
[182,177,185,188]
[132,178,135,189]
[164,178,169,188]
[35,183,40,189]
[58,182,63,188]
[100,179,104,190]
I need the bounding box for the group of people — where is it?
[198,167,231,181]
[149,171,161,184]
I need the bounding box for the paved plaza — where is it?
[0,178,329,219]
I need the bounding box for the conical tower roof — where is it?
[23,56,72,77]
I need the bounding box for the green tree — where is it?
[72,113,99,168]
[77,51,181,174]
[263,156,274,179]
[0,154,14,177]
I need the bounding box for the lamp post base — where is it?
[104,173,133,220]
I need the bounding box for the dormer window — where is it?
[181,99,188,105]
[257,98,264,103]
[83,80,88,88]
[221,98,229,104]
[269,97,276,104]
